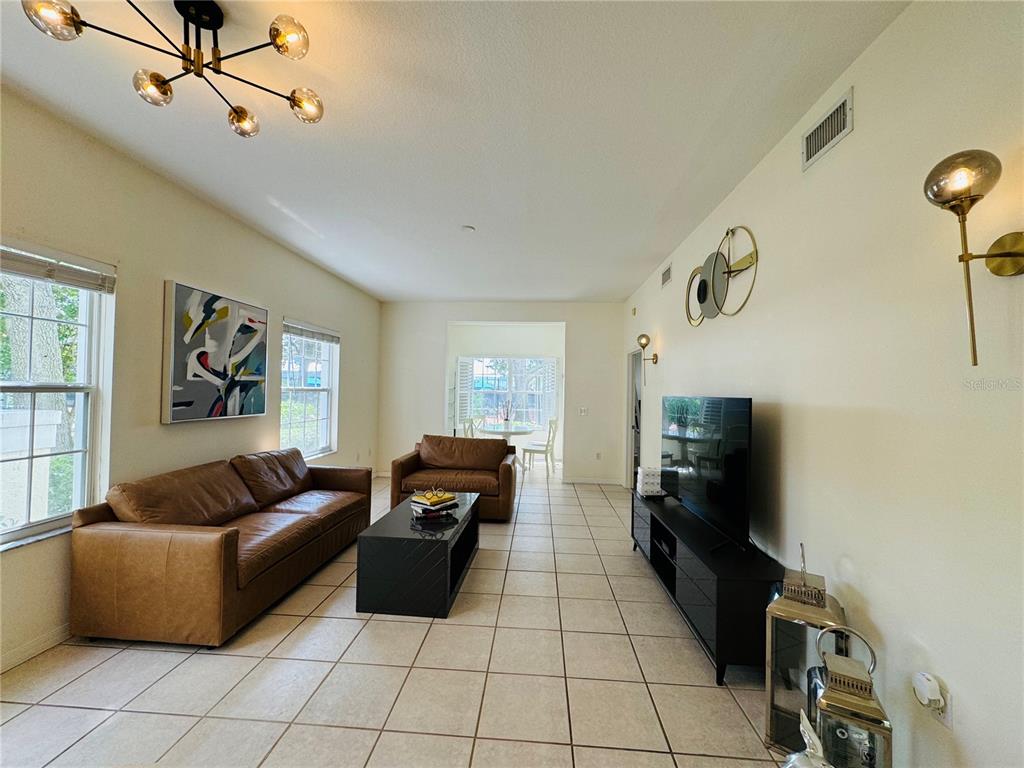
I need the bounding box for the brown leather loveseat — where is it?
[391,434,516,521]
[70,448,370,647]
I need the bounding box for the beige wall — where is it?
[625,3,1022,765]
[0,89,382,669]
[446,321,566,458]
[379,303,623,483]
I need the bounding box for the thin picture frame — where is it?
[161,280,269,424]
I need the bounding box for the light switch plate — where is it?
[578,407,588,416]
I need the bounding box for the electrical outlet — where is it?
[356,452,360,462]
[578,407,588,416]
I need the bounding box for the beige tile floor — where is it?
[0,472,774,768]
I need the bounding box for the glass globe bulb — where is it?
[269,15,308,60]
[132,69,173,107]
[923,149,1001,214]
[228,107,260,138]
[289,88,323,124]
[22,0,82,41]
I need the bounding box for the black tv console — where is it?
[631,492,784,685]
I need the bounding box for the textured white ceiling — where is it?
[1,1,905,300]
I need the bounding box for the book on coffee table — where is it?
[411,500,459,517]
[411,491,456,507]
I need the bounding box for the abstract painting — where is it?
[161,281,268,423]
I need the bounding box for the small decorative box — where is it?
[636,467,666,497]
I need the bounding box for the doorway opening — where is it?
[444,322,566,475]
[627,349,642,489]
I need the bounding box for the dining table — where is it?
[478,424,539,468]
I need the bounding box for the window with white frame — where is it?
[0,247,114,543]
[280,320,340,458]
[455,356,560,428]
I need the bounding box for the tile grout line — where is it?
[151,560,371,767]
[37,645,197,767]
[364,618,433,763]
[555,479,576,768]
[39,706,118,768]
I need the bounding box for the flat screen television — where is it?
[660,396,752,548]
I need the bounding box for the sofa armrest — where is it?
[310,465,372,499]
[391,450,421,508]
[71,522,239,646]
[72,502,117,528]
[499,451,517,501]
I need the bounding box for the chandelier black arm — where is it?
[162,70,192,85]
[124,0,179,54]
[78,20,181,60]
[216,42,274,65]
[208,69,291,102]
[201,74,240,115]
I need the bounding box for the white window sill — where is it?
[303,448,336,461]
[0,523,72,553]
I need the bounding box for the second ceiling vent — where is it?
[802,88,854,171]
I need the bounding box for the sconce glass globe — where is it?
[270,15,309,60]
[289,88,323,123]
[132,70,173,107]
[637,334,651,349]
[22,0,82,41]
[923,149,1001,215]
[228,106,260,138]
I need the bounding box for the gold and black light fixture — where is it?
[636,334,658,384]
[21,0,323,138]
[923,149,1024,365]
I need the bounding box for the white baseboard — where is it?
[1,623,70,672]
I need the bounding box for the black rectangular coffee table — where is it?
[356,492,480,618]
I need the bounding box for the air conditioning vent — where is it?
[802,88,853,171]
[661,265,672,287]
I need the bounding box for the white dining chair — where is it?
[523,419,558,475]
[461,418,476,437]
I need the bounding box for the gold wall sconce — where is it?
[637,334,658,384]
[923,149,1024,365]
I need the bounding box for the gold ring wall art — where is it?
[685,226,759,327]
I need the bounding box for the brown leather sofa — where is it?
[70,448,370,647]
[391,435,516,521]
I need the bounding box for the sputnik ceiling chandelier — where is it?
[21,0,323,138]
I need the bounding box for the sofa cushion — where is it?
[263,490,367,535]
[419,435,508,471]
[230,511,322,588]
[230,448,313,507]
[106,460,257,526]
[401,468,499,496]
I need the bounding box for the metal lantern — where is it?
[765,545,848,753]
[809,627,892,768]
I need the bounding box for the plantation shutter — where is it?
[456,357,475,423]
[543,358,560,424]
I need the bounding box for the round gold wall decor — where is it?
[684,225,759,326]
[685,265,704,327]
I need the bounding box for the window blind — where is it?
[1,246,116,294]
[282,320,340,346]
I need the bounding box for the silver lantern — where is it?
[809,627,892,768]
[765,544,848,753]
